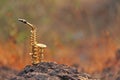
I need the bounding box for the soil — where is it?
[11,62,92,80]
[0,61,120,80]
[0,66,17,80]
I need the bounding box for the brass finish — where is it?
[18,19,47,65]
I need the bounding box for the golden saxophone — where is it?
[18,19,47,65]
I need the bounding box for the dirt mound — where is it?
[0,66,17,80]
[11,62,91,80]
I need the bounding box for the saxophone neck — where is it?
[18,18,37,45]
[18,18,36,30]
[27,22,36,31]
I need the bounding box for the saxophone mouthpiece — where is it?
[18,18,27,24]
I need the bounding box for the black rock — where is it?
[11,62,91,80]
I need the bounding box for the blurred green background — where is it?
[0,0,119,44]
